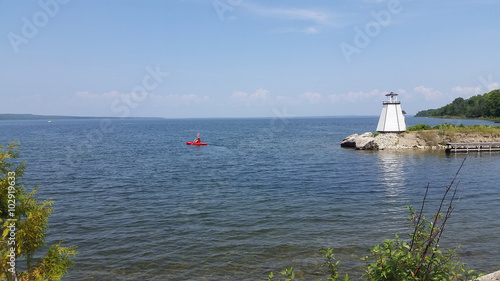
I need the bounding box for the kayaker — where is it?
[194,134,201,143]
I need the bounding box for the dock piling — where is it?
[445,142,500,153]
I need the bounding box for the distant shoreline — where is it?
[3,113,499,122]
[418,115,500,123]
[0,114,164,120]
[0,114,388,121]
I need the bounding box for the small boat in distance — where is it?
[186,133,207,146]
[186,141,207,146]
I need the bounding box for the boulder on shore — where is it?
[341,132,398,150]
[340,132,371,148]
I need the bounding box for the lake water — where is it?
[1,116,499,280]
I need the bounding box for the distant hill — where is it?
[0,114,99,120]
[0,114,163,120]
[415,89,500,119]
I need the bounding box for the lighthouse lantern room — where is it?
[376,92,406,133]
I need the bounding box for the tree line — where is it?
[415,89,500,119]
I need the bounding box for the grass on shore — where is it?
[408,123,500,134]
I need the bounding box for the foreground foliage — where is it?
[269,159,482,281]
[1,143,77,281]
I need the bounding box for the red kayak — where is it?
[186,142,207,146]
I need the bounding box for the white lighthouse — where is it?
[376,92,406,133]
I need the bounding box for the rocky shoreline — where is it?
[478,270,500,281]
[341,131,500,150]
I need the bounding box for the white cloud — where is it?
[333,89,381,102]
[450,82,499,99]
[32,87,421,118]
[451,86,481,97]
[244,4,331,25]
[303,26,320,34]
[73,91,120,101]
[396,88,406,95]
[229,88,269,105]
[70,91,118,105]
[149,93,211,106]
[249,88,269,100]
[74,91,95,99]
[348,90,379,101]
[487,82,499,92]
[240,3,343,32]
[413,86,443,101]
[68,91,212,114]
[275,95,299,106]
[300,91,322,104]
[273,26,321,34]
[231,90,248,99]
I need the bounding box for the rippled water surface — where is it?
[1,117,499,280]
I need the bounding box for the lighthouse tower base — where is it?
[376,92,406,133]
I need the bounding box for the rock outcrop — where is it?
[341,132,399,150]
[478,270,500,281]
[341,131,500,150]
[340,132,377,149]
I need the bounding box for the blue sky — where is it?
[1,0,499,118]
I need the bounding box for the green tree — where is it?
[465,95,485,118]
[415,89,500,119]
[1,142,77,281]
[486,89,500,117]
